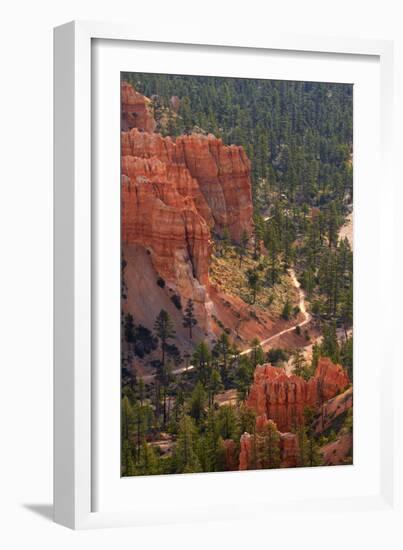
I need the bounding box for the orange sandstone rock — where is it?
[246,358,350,432]
[121,155,213,228]
[121,127,253,241]
[239,433,252,471]
[121,164,212,328]
[121,81,156,133]
[222,439,239,471]
[239,416,299,470]
[280,432,299,468]
[121,81,254,333]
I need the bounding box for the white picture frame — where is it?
[54,20,398,530]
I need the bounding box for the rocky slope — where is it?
[246,358,350,432]
[321,433,353,466]
[313,386,353,435]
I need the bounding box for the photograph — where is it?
[1,0,400,542]
[120,72,353,477]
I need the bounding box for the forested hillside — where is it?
[122,73,353,210]
[121,75,353,476]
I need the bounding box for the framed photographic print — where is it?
[54,21,397,530]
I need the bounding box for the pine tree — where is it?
[121,439,136,477]
[253,215,265,259]
[239,229,249,267]
[340,286,353,337]
[189,381,207,424]
[154,309,175,368]
[182,298,197,339]
[156,360,173,428]
[292,349,310,380]
[173,415,202,473]
[311,343,320,370]
[297,408,322,467]
[192,341,212,384]
[121,395,134,441]
[237,405,256,437]
[321,321,340,363]
[138,377,145,407]
[217,405,237,440]
[340,336,353,380]
[281,298,292,320]
[208,368,223,405]
[179,96,193,132]
[203,408,222,472]
[124,313,136,343]
[135,442,160,476]
[260,422,281,469]
[250,338,264,368]
[235,357,254,401]
[246,269,262,304]
[213,332,232,382]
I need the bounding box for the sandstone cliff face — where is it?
[121,81,254,332]
[121,81,156,133]
[122,166,212,330]
[246,358,350,432]
[122,153,214,228]
[173,133,253,242]
[121,108,253,241]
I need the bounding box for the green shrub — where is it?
[171,294,182,310]
[156,276,166,288]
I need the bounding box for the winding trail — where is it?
[135,207,352,383]
[141,363,195,383]
[239,268,310,356]
[157,213,352,381]
[140,268,310,382]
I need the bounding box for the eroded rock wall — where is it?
[121,82,253,242]
[121,81,254,332]
[246,358,350,432]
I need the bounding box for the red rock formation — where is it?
[222,439,239,471]
[280,432,299,468]
[121,81,254,333]
[239,433,252,470]
[246,358,350,432]
[239,416,299,470]
[122,155,213,229]
[174,133,253,242]
[121,127,253,241]
[122,162,213,329]
[313,358,351,402]
[121,81,156,132]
